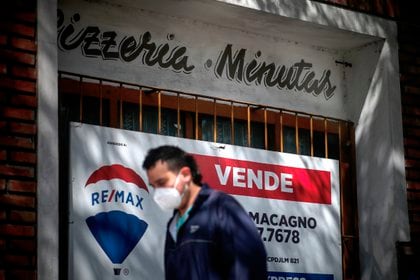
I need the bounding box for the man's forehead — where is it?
[149,160,170,172]
[146,160,169,185]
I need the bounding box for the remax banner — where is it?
[69,123,341,279]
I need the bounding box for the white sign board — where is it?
[69,123,341,279]
[58,0,346,119]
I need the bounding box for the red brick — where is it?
[2,107,34,120]
[0,76,36,93]
[0,270,4,280]
[403,106,420,116]
[0,165,34,178]
[0,136,34,149]
[408,181,420,190]
[0,34,7,45]
[9,239,36,253]
[11,66,36,80]
[10,151,36,164]
[8,270,36,280]
[0,63,7,74]
[0,224,34,237]
[407,169,420,180]
[1,254,32,266]
[407,65,420,75]
[406,147,420,159]
[0,239,5,250]
[10,94,37,107]
[0,50,35,66]
[0,179,5,190]
[0,22,35,38]
[0,194,35,208]
[14,12,36,23]
[399,43,420,55]
[405,136,420,148]
[7,180,36,192]
[10,210,35,223]
[0,91,8,103]
[9,122,37,135]
[0,210,6,221]
[0,150,6,160]
[10,37,36,52]
[405,86,420,95]
[406,159,420,169]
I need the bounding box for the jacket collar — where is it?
[170,183,211,219]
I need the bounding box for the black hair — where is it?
[142,145,202,185]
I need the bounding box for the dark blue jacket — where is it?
[164,184,267,280]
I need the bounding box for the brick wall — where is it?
[0,1,37,280]
[398,15,420,242]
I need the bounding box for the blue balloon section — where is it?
[86,210,148,264]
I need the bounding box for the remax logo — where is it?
[83,164,149,275]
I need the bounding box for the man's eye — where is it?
[156,180,166,186]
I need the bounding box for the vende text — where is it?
[194,154,331,204]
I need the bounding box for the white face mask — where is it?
[153,174,184,210]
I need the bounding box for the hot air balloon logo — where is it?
[84,164,149,275]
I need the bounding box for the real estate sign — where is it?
[69,123,341,279]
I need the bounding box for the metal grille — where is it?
[59,72,347,157]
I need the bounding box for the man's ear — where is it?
[179,166,192,183]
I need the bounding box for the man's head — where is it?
[142,145,202,211]
[142,145,202,186]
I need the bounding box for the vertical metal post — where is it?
[247,105,251,147]
[139,87,143,132]
[177,93,181,137]
[324,118,329,158]
[213,99,217,142]
[195,96,198,140]
[79,76,83,122]
[264,107,268,150]
[119,83,123,129]
[99,80,103,126]
[295,113,299,154]
[280,111,283,152]
[310,116,314,156]
[338,121,342,161]
[231,102,235,145]
[158,91,162,134]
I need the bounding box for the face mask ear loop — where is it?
[173,173,181,191]
[178,170,190,198]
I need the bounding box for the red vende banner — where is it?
[194,154,331,204]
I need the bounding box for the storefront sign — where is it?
[69,123,342,279]
[58,0,345,118]
[57,9,336,100]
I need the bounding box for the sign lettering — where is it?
[58,9,337,100]
[194,154,332,204]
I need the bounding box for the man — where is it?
[142,145,267,280]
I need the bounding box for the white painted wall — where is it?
[38,0,409,279]
[37,0,59,280]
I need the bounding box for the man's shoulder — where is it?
[203,184,234,201]
[201,184,241,211]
